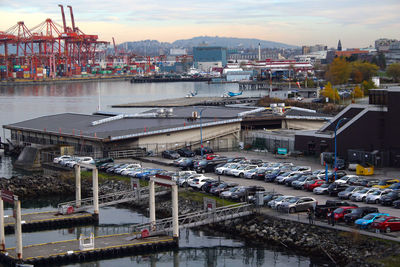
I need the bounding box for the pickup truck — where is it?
[315,200,356,218]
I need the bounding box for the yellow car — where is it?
[373,179,400,189]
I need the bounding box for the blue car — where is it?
[264,170,283,182]
[355,213,390,229]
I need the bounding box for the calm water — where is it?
[0,81,325,266]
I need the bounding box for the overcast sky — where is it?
[1,0,399,48]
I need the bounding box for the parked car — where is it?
[220,186,243,199]
[292,176,318,190]
[173,158,187,167]
[329,206,358,222]
[195,158,228,173]
[264,170,285,182]
[313,183,330,195]
[350,187,380,202]
[251,168,269,180]
[176,148,195,157]
[335,175,358,184]
[280,196,317,213]
[380,190,400,206]
[304,179,325,191]
[230,186,265,201]
[393,199,400,209]
[189,177,214,190]
[373,179,400,189]
[179,158,194,170]
[231,165,258,178]
[358,178,380,187]
[285,173,305,187]
[338,186,364,200]
[99,162,114,171]
[53,155,72,164]
[371,216,400,233]
[315,200,354,218]
[201,180,221,193]
[388,183,400,190]
[327,183,349,196]
[210,182,238,196]
[365,190,391,204]
[343,206,380,224]
[355,213,390,229]
[162,150,180,159]
[268,195,294,210]
[262,193,283,206]
[205,154,219,160]
[215,163,235,175]
[194,147,213,155]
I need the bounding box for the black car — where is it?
[194,158,227,173]
[284,174,304,187]
[161,150,180,159]
[194,147,214,155]
[230,186,265,201]
[359,178,380,187]
[343,206,379,224]
[227,157,246,163]
[380,190,400,206]
[202,180,221,193]
[179,158,194,170]
[327,183,350,196]
[176,148,195,157]
[252,168,268,180]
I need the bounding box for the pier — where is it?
[112,96,259,108]
[1,234,176,266]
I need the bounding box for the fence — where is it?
[244,136,294,153]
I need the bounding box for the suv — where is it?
[195,158,228,173]
[338,186,364,200]
[280,196,317,213]
[231,165,258,178]
[380,190,400,206]
[230,186,265,201]
[176,148,195,157]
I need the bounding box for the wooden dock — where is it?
[0,234,176,266]
[112,96,258,108]
[4,211,96,234]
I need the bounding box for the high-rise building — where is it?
[193,46,227,72]
[375,38,398,52]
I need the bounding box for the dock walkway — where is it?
[1,234,175,266]
[4,211,95,234]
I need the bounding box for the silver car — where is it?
[280,196,317,213]
[365,189,392,204]
[350,188,379,202]
[338,186,364,199]
[268,195,294,209]
[313,183,329,194]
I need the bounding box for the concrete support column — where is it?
[75,165,81,208]
[149,180,156,229]
[0,198,4,251]
[173,250,179,267]
[14,199,22,260]
[131,178,141,201]
[92,168,99,216]
[172,184,179,239]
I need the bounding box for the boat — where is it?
[222,91,243,98]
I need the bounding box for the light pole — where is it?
[196,107,207,158]
[334,117,348,181]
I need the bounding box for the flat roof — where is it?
[4,106,249,141]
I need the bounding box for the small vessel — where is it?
[222,91,243,98]
[186,90,198,98]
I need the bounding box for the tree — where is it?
[387,63,400,82]
[361,80,376,95]
[372,52,387,70]
[350,61,379,83]
[352,85,364,98]
[321,82,340,103]
[325,57,351,85]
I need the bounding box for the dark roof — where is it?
[4,106,248,141]
[284,108,332,119]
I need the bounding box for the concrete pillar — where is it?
[172,184,179,239]
[173,250,179,267]
[92,168,99,216]
[149,180,156,229]
[15,199,22,260]
[131,178,141,201]
[75,165,81,208]
[0,198,4,251]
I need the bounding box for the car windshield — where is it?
[281,172,291,177]
[363,214,375,220]
[334,208,344,214]
[375,217,388,222]
[230,187,238,192]
[344,186,356,192]
[320,184,329,188]
[359,189,369,193]
[288,198,299,203]
[378,180,389,186]
[274,196,284,202]
[298,177,307,182]
[371,191,382,196]
[387,191,398,197]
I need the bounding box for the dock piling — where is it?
[75,165,81,208]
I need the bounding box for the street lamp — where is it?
[334,117,348,181]
[195,107,207,158]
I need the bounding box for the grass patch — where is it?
[179,190,237,207]
[369,254,400,267]
[81,171,148,187]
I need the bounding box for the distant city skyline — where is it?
[1,0,399,49]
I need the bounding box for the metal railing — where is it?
[131,203,254,235]
[57,188,168,213]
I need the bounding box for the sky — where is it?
[0,0,399,48]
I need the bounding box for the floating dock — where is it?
[0,234,176,266]
[112,96,258,108]
[4,211,96,234]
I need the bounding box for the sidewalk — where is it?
[260,208,400,242]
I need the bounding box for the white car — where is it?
[53,155,72,164]
[225,164,242,176]
[179,174,207,187]
[276,171,302,184]
[77,157,95,165]
[335,175,359,184]
[189,177,214,189]
[215,163,236,175]
[117,163,141,174]
[231,165,258,178]
[313,183,330,194]
[121,167,142,176]
[244,168,258,179]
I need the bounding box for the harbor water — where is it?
[0,81,328,266]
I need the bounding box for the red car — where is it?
[304,179,325,191]
[328,206,358,221]
[371,216,400,233]
[205,154,219,160]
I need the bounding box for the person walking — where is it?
[307,208,314,225]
